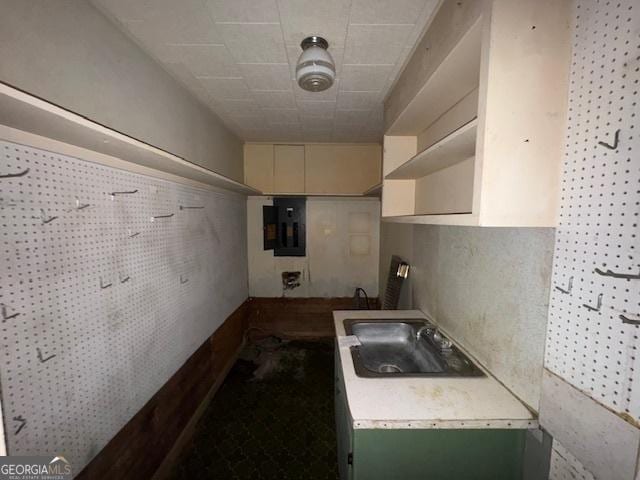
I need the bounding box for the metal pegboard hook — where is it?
[1,304,20,322]
[621,314,640,326]
[66,197,91,212]
[594,266,640,280]
[0,167,29,179]
[13,416,26,435]
[150,213,174,221]
[555,276,573,294]
[583,293,603,312]
[33,208,58,225]
[597,129,620,150]
[74,197,91,210]
[36,347,56,363]
[109,189,138,199]
[99,277,113,289]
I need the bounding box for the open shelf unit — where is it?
[386,119,477,180]
[381,0,571,227]
[0,83,260,195]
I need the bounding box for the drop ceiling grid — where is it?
[91,0,440,142]
[0,140,248,470]
[543,0,640,421]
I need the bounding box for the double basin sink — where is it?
[344,319,484,378]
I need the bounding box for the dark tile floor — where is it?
[170,338,339,480]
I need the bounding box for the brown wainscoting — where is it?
[247,297,379,339]
[76,300,249,480]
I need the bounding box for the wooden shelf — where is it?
[0,83,261,195]
[386,119,477,180]
[363,183,382,196]
[259,192,370,197]
[382,213,478,225]
[385,18,482,136]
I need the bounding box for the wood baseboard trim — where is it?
[151,339,245,480]
[247,297,379,339]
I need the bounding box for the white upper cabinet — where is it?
[382,0,572,227]
[244,143,381,196]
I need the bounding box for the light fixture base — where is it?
[300,36,329,51]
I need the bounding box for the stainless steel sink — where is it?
[344,319,484,378]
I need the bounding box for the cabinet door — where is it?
[335,344,353,480]
[274,145,305,193]
[305,145,381,194]
[244,144,274,193]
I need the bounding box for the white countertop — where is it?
[334,310,537,430]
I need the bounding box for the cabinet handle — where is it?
[348,453,353,465]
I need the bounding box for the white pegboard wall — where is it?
[544,0,640,418]
[0,140,248,471]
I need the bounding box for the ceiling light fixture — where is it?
[296,36,336,92]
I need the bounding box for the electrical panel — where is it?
[262,198,306,256]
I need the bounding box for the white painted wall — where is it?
[0,0,243,181]
[379,224,555,411]
[248,197,380,298]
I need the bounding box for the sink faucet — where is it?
[416,325,434,341]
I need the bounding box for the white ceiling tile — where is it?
[92,0,148,21]
[335,109,375,126]
[265,109,300,124]
[141,0,223,44]
[158,44,239,77]
[301,117,335,131]
[199,77,251,100]
[331,130,360,142]
[277,0,351,47]
[336,91,381,110]
[349,0,435,25]
[123,20,224,50]
[269,124,303,138]
[233,115,268,130]
[205,0,280,23]
[344,24,413,65]
[302,130,334,143]
[94,0,439,142]
[239,63,292,91]
[253,90,297,108]
[335,109,383,133]
[298,101,336,118]
[218,100,264,117]
[217,23,287,63]
[340,64,393,91]
[242,130,277,142]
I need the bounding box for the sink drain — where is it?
[378,364,402,373]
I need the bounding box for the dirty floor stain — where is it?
[169,338,339,480]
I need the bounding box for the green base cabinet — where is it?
[335,343,354,480]
[335,344,526,480]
